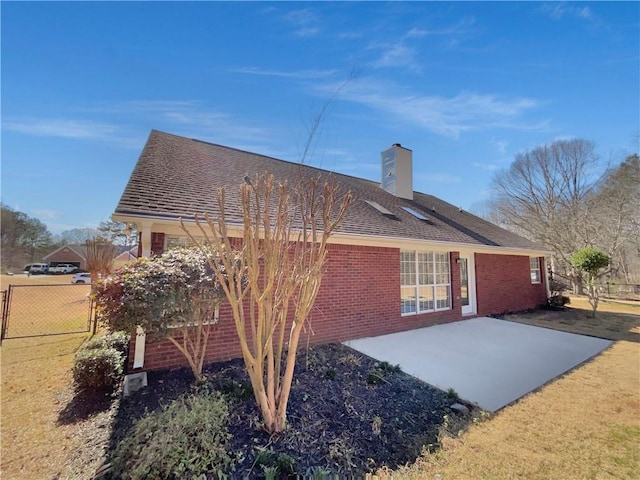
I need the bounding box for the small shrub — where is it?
[547,294,570,308]
[261,465,279,480]
[83,331,131,354]
[102,330,131,353]
[72,347,124,389]
[111,391,234,479]
[366,372,385,385]
[276,453,296,476]
[253,448,297,477]
[324,367,337,380]
[219,379,254,402]
[446,387,459,400]
[377,361,402,374]
[305,466,332,479]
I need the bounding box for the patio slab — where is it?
[344,317,612,412]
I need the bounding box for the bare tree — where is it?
[85,238,119,282]
[98,220,138,246]
[56,227,99,245]
[490,139,605,290]
[586,154,640,282]
[182,173,351,433]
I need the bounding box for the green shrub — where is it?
[72,347,124,389]
[111,391,235,479]
[83,331,131,354]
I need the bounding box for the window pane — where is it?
[418,252,433,285]
[418,286,434,312]
[435,252,450,284]
[436,285,451,309]
[530,257,541,283]
[400,251,416,286]
[401,286,417,314]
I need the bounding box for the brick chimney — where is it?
[381,143,413,200]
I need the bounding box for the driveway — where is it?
[345,317,612,412]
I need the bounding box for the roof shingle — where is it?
[115,130,546,251]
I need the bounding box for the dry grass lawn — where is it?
[377,298,640,480]
[1,333,89,480]
[1,274,91,338]
[1,286,638,479]
[504,295,640,342]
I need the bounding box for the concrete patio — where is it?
[345,317,612,412]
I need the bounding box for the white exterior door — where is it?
[459,253,477,315]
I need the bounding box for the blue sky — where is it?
[2,1,638,234]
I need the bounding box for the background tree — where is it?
[571,247,610,318]
[98,220,138,246]
[55,227,100,245]
[487,139,638,290]
[184,173,352,432]
[95,247,227,382]
[586,154,640,282]
[1,203,54,270]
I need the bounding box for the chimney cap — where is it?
[392,143,402,147]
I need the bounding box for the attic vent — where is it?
[365,200,400,220]
[401,206,434,224]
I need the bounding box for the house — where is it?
[112,246,139,269]
[43,244,88,269]
[43,244,138,270]
[113,130,550,372]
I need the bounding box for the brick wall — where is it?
[475,254,547,316]
[133,244,464,371]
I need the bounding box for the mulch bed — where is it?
[105,343,474,478]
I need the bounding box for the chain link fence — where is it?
[601,283,640,301]
[1,284,94,341]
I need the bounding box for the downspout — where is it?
[132,221,153,369]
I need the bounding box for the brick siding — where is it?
[475,253,547,316]
[130,246,545,372]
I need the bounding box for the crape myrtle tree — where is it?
[182,173,352,433]
[571,247,610,318]
[94,247,228,383]
[85,237,120,283]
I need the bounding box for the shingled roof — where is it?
[115,130,546,252]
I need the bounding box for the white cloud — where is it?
[30,208,60,219]
[542,3,595,22]
[282,8,320,37]
[329,79,545,138]
[371,43,420,71]
[4,118,119,140]
[231,67,337,79]
[490,137,509,155]
[405,27,428,39]
[473,162,499,171]
[294,27,319,38]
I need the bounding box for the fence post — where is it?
[1,286,12,343]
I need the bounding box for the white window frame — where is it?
[530,257,541,284]
[401,250,451,316]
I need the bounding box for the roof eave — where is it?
[113,212,552,257]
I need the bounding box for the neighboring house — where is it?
[43,244,87,269]
[113,130,550,372]
[42,244,138,270]
[113,246,138,269]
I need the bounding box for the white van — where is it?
[28,263,49,274]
